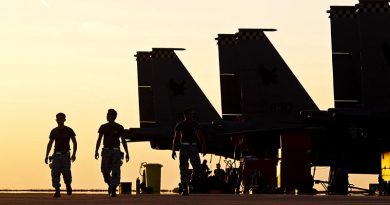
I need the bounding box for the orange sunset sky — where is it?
[0,0,377,190]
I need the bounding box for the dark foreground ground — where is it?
[1,193,390,205]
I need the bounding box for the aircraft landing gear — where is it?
[327,166,349,194]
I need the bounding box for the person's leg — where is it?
[179,146,190,195]
[110,150,122,197]
[235,165,243,194]
[62,153,73,195]
[189,146,201,193]
[101,149,113,195]
[51,154,61,197]
[189,146,201,180]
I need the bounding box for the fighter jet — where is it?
[126,0,390,194]
[125,28,320,192]
[300,0,390,194]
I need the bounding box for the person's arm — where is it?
[95,133,103,159]
[171,131,180,160]
[70,135,77,162]
[45,138,54,164]
[121,135,130,162]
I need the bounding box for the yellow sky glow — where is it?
[0,0,377,190]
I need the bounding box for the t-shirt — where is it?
[98,122,124,148]
[175,120,199,144]
[49,126,76,152]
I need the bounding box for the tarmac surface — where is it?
[1,193,390,205]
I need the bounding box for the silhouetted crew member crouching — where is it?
[172,108,206,196]
[214,163,226,182]
[45,112,77,198]
[95,109,130,197]
[200,159,211,179]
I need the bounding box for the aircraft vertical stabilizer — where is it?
[128,48,221,149]
[150,48,220,125]
[217,29,318,129]
[329,1,390,109]
[216,34,242,120]
[237,29,318,127]
[135,51,156,128]
[357,1,390,108]
[328,6,362,108]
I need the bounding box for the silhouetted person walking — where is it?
[45,112,77,198]
[172,108,206,196]
[95,109,130,197]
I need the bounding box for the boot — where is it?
[110,185,117,197]
[108,185,112,196]
[181,184,189,196]
[181,189,189,196]
[53,187,61,198]
[66,184,72,195]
